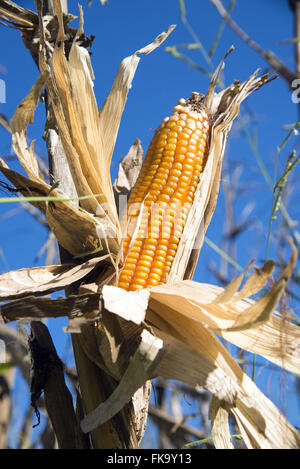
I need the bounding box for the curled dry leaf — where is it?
[81,329,164,433]
[209,397,234,449]
[147,244,300,376]
[98,268,300,448]
[10,71,48,182]
[146,291,300,449]
[102,286,149,325]
[0,256,107,301]
[113,139,144,216]
[0,292,101,324]
[82,242,300,447]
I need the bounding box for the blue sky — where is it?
[0,0,299,446]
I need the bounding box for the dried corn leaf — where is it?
[102,285,149,325]
[146,300,300,448]
[113,139,143,215]
[211,258,255,304]
[98,285,299,448]
[234,260,275,301]
[0,1,37,28]
[218,300,300,376]
[0,160,52,214]
[0,159,102,255]
[0,292,101,323]
[81,329,164,433]
[98,24,175,168]
[150,243,294,332]
[0,256,105,301]
[220,242,297,331]
[209,397,234,449]
[10,71,48,183]
[148,272,300,376]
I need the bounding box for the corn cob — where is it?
[118,92,210,291]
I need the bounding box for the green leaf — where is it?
[0,361,15,373]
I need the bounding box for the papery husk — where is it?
[10,71,48,182]
[209,397,234,449]
[147,244,300,377]
[0,1,37,28]
[0,256,107,301]
[169,63,276,282]
[147,297,300,448]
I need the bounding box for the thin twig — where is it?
[210,0,297,85]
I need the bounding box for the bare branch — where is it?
[148,404,214,448]
[210,0,297,85]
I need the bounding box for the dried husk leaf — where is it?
[234,260,275,301]
[50,22,110,217]
[214,293,300,376]
[0,1,37,28]
[148,251,300,376]
[113,139,143,216]
[98,284,299,447]
[149,243,294,332]
[0,256,106,301]
[0,159,51,213]
[98,23,175,167]
[169,69,276,283]
[80,329,164,433]
[146,299,300,448]
[211,258,255,304]
[0,292,101,323]
[10,71,48,182]
[0,159,103,255]
[209,397,234,449]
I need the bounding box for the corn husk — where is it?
[0,256,107,301]
[169,62,277,282]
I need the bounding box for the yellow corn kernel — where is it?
[119,93,210,291]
